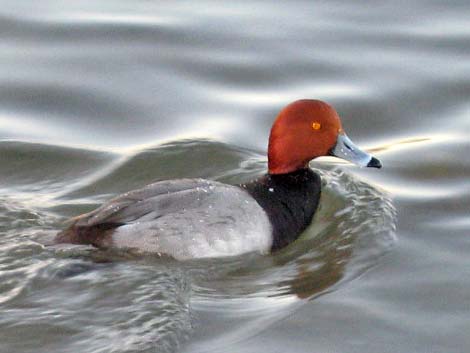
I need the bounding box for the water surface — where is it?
[0,1,469,352]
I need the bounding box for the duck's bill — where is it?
[330,133,382,168]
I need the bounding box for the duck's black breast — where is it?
[240,168,321,251]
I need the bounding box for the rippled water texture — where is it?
[1,1,469,352]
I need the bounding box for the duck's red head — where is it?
[268,99,381,175]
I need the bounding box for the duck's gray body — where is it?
[56,179,272,260]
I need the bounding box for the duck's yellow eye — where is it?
[312,122,321,130]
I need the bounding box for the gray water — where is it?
[0,1,469,352]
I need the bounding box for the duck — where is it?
[55,99,381,260]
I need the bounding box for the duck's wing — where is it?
[72,179,210,227]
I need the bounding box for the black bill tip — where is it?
[367,157,382,169]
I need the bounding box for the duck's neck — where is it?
[240,168,321,251]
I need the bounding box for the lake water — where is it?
[1,1,469,352]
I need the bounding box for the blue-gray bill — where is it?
[330,133,382,168]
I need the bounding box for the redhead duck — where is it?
[55,99,381,260]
